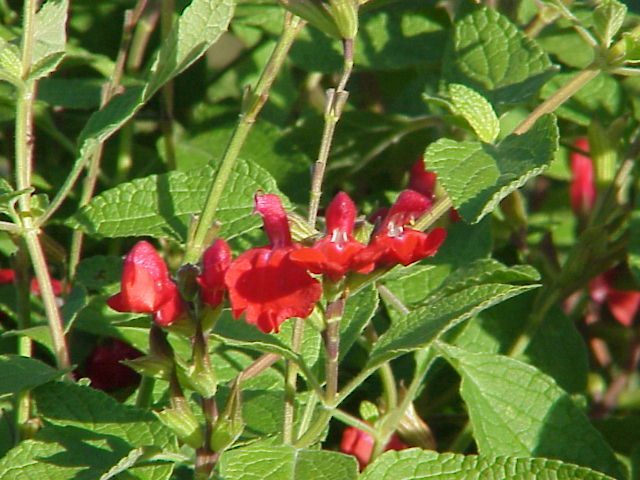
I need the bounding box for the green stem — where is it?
[185,13,304,264]
[307,38,354,228]
[323,298,344,402]
[294,407,333,448]
[0,222,20,233]
[68,144,103,277]
[332,408,377,436]
[283,317,306,445]
[414,196,453,231]
[507,286,559,358]
[364,322,398,410]
[372,349,435,459]
[14,0,71,373]
[135,376,155,409]
[38,0,148,229]
[513,66,600,135]
[160,0,176,170]
[24,227,71,370]
[14,244,32,443]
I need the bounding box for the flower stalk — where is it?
[185,13,304,264]
[308,38,354,228]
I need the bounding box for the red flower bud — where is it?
[107,241,186,326]
[198,238,231,309]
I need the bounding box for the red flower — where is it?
[290,192,374,282]
[340,427,407,471]
[107,241,186,326]
[358,190,446,267]
[84,339,142,391]
[590,268,640,327]
[224,193,322,333]
[408,158,437,201]
[570,137,596,216]
[198,238,231,309]
[0,269,64,296]
[409,158,461,223]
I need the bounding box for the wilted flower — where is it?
[84,339,142,391]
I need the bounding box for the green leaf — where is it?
[212,312,318,379]
[362,449,617,480]
[442,7,556,107]
[67,161,285,241]
[0,39,22,86]
[622,31,640,62]
[593,0,627,48]
[30,0,69,80]
[368,261,540,367]
[61,285,88,333]
[0,355,62,395]
[0,440,83,480]
[34,382,176,450]
[170,121,312,203]
[0,382,177,479]
[425,114,558,223]
[219,444,358,480]
[451,293,589,394]
[147,0,236,93]
[435,343,624,479]
[75,255,122,292]
[448,83,500,143]
[75,0,234,180]
[291,7,447,73]
[340,285,379,360]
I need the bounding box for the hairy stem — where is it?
[185,13,304,264]
[15,0,71,373]
[307,38,354,228]
[513,66,600,136]
[283,317,306,444]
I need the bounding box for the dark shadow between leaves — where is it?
[532,396,625,479]
[35,424,133,480]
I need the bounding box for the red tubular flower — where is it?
[197,238,231,309]
[408,158,437,201]
[358,190,446,267]
[224,193,322,333]
[570,137,596,216]
[340,427,407,471]
[590,269,640,327]
[84,339,142,391]
[290,192,374,282]
[107,241,186,326]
